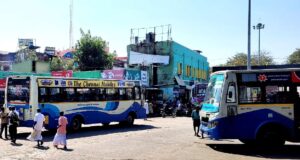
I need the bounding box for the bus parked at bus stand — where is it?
[4,76,146,131]
[200,68,300,145]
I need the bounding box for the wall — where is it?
[12,60,50,73]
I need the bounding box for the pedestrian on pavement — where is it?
[143,100,149,120]
[191,106,202,138]
[53,111,68,150]
[8,107,19,144]
[27,109,45,147]
[0,107,9,139]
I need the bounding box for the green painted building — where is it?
[128,40,209,101]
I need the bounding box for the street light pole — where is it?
[247,0,251,70]
[253,23,265,65]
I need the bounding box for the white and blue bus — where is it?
[4,76,146,131]
[201,68,300,145]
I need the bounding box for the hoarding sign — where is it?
[101,69,124,80]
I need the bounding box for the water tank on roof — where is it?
[146,32,155,43]
[135,36,139,44]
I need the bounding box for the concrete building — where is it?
[128,35,209,102]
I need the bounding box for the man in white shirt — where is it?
[27,109,45,147]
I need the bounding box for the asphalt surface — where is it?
[0,117,300,160]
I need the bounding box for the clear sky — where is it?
[0,0,299,66]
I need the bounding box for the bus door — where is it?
[223,79,239,138]
[294,86,300,129]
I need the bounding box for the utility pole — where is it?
[253,23,265,65]
[247,0,251,70]
[69,0,74,49]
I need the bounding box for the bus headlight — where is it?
[207,121,218,129]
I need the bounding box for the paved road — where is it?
[0,117,300,160]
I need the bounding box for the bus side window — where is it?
[39,88,48,103]
[99,88,106,100]
[126,88,133,100]
[226,83,236,103]
[119,88,126,100]
[134,87,141,100]
[49,88,61,102]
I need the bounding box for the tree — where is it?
[75,29,114,71]
[50,57,64,71]
[224,51,275,66]
[287,49,300,64]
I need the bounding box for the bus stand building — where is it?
[127,30,209,104]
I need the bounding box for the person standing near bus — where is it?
[143,100,149,120]
[53,112,68,150]
[27,109,45,147]
[0,107,8,139]
[191,106,201,137]
[8,107,19,144]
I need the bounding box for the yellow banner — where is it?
[37,79,135,88]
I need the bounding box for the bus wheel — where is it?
[257,126,285,146]
[125,114,135,126]
[71,117,82,131]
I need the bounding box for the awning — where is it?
[175,76,185,86]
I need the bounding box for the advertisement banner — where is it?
[18,38,33,47]
[0,79,6,88]
[51,70,73,77]
[101,70,124,80]
[141,71,149,86]
[124,69,141,80]
[37,79,135,88]
[44,47,56,56]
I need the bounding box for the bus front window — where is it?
[7,78,30,103]
[203,74,224,107]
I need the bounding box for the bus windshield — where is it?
[7,78,30,103]
[203,73,224,106]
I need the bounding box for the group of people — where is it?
[0,107,69,150]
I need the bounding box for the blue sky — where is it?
[0,0,299,66]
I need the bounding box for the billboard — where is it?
[51,70,73,77]
[18,38,34,47]
[44,47,56,56]
[101,69,124,80]
[129,51,169,66]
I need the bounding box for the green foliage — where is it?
[50,57,64,71]
[224,51,275,66]
[75,29,115,71]
[50,57,75,71]
[287,49,300,64]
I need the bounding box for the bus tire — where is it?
[125,114,135,126]
[120,113,135,126]
[71,116,82,131]
[257,125,286,146]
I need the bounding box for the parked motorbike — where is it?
[160,103,176,118]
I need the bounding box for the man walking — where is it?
[191,106,202,138]
[8,107,19,144]
[27,109,45,146]
[0,107,8,139]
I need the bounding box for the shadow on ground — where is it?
[207,143,300,159]
[17,124,158,142]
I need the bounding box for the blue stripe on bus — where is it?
[35,101,146,129]
[201,109,294,140]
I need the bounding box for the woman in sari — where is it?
[53,112,68,150]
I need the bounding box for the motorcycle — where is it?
[160,103,176,118]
